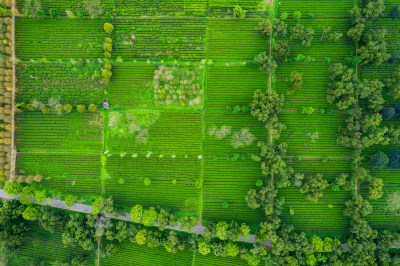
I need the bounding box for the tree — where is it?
[347,23,365,43]
[388,150,400,169]
[251,90,285,137]
[92,197,113,214]
[240,223,251,239]
[4,182,23,195]
[335,173,353,191]
[293,11,302,22]
[367,177,383,199]
[272,40,290,62]
[380,107,395,120]
[226,242,239,257]
[198,241,211,255]
[290,24,314,47]
[369,151,389,168]
[289,71,302,94]
[35,189,46,202]
[254,52,277,73]
[245,186,278,215]
[38,206,64,233]
[135,229,147,245]
[179,216,198,231]
[49,8,60,18]
[391,5,400,19]
[130,204,143,223]
[88,104,97,112]
[233,5,246,19]
[157,208,176,230]
[0,200,28,251]
[386,66,400,99]
[362,0,385,19]
[104,23,114,33]
[62,214,97,251]
[65,195,78,207]
[22,206,39,221]
[19,186,35,205]
[257,20,272,37]
[358,29,390,66]
[77,105,86,113]
[215,221,229,240]
[212,242,227,257]
[230,128,255,149]
[344,196,372,220]
[299,174,329,202]
[63,104,73,113]
[280,12,288,20]
[320,26,343,42]
[164,231,184,253]
[386,191,400,212]
[102,69,112,83]
[142,207,157,226]
[273,19,288,37]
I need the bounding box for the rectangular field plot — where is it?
[112,0,207,16]
[278,112,352,156]
[106,110,202,155]
[15,18,105,60]
[205,112,267,155]
[105,156,200,212]
[202,158,265,225]
[16,61,106,106]
[6,222,95,266]
[17,152,101,179]
[278,0,354,18]
[276,63,336,109]
[361,166,400,231]
[208,18,268,60]
[279,158,353,236]
[102,240,193,266]
[16,112,103,152]
[108,63,156,108]
[113,17,206,60]
[206,63,268,111]
[281,19,354,62]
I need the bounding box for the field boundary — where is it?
[10,0,17,181]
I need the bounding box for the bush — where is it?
[388,150,400,169]
[257,20,272,37]
[293,11,302,22]
[88,104,97,112]
[49,8,60,18]
[369,151,389,168]
[103,42,112,52]
[65,195,78,207]
[64,104,72,113]
[104,23,114,33]
[300,106,315,114]
[256,179,263,187]
[77,105,86,113]
[222,201,229,209]
[22,206,39,221]
[4,182,23,195]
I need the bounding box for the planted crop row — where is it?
[208,18,268,60]
[16,112,103,152]
[105,156,200,212]
[278,0,354,18]
[278,112,352,157]
[276,63,337,109]
[16,0,112,14]
[108,63,157,108]
[15,18,106,59]
[365,18,400,52]
[106,111,202,155]
[113,17,206,60]
[202,158,265,225]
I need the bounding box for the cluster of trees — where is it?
[251,90,285,138]
[0,2,14,184]
[385,66,400,99]
[347,0,389,65]
[102,24,114,83]
[233,5,246,19]
[343,196,400,264]
[327,63,384,111]
[296,173,329,202]
[20,101,98,113]
[369,150,400,169]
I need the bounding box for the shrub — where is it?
[293,11,302,22]
[280,12,288,20]
[49,8,60,18]
[103,42,112,52]
[64,104,72,113]
[144,178,151,186]
[222,201,229,209]
[300,106,315,114]
[256,179,263,187]
[65,10,75,19]
[4,182,23,195]
[104,23,114,33]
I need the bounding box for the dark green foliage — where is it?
[254,52,277,73]
[37,207,64,233]
[273,19,287,37]
[299,174,329,203]
[358,29,390,66]
[368,151,389,168]
[386,66,400,99]
[245,186,277,215]
[380,107,395,120]
[257,20,272,37]
[391,5,400,19]
[62,213,97,251]
[388,150,400,169]
[0,200,28,251]
[272,40,290,62]
[290,24,314,47]
[289,71,302,95]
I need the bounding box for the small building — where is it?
[103,102,109,110]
